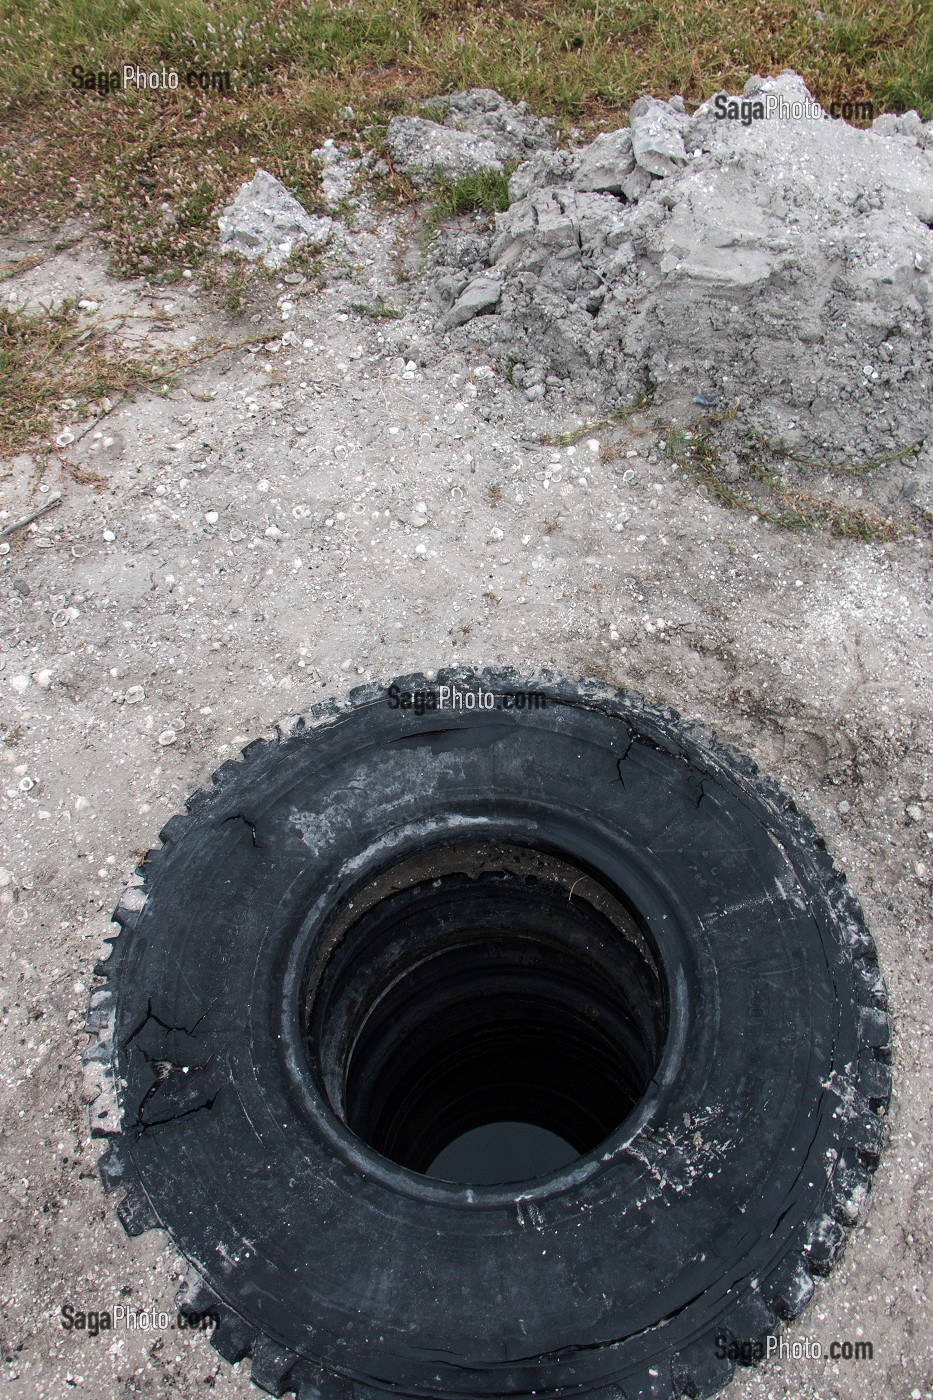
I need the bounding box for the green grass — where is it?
[746,434,924,476]
[0,0,927,280]
[429,168,513,219]
[349,296,404,320]
[538,394,653,446]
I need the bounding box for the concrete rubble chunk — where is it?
[742,68,820,109]
[218,169,332,268]
[573,129,636,193]
[618,165,654,201]
[490,197,541,268]
[388,89,554,188]
[440,275,503,329]
[314,139,358,210]
[533,192,580,249]
[491,189,630,273]
[425,89,555,160]
[508,151,578,204]
[629,97,690,176]
[387,117,504,188]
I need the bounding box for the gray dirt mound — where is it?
[421,72,933,472]
[387,89,554,187]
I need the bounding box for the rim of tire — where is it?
[84,668,892,1400]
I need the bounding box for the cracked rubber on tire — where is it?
[84,669,891,1400]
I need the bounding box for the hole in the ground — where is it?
[428,1122,578,1185]
[304,843,667,1186]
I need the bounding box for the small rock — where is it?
[387,117,504,188]
[389,89,552,187]
[629,96,689,176]
[264,524,283,541]
[440,275,502,330]
[488,526,505,541]
[218,169,332,269]
[906,803,924,822]
[102,529,116,542]
[409,514,427,528]
[508,150,578,203]
[204,511,219,525]
[9,674,30,694]
[33,669,53,688]
[573,129,636,193]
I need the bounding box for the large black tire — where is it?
[85,669,891,1400]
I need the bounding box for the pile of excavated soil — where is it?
[406,73,932,492]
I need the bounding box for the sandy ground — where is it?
[0,220,931,1400]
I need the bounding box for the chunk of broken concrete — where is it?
[424,89,554,161]
[389,89,554,188]
[629,97,689,177]
[490,189,631,274]
[218,169,331,268]
[440,275,502,329]
[742,68,819,109]
[508,150,578,204]
[387,117,504,187]
[572,129,636,193]
[618,165,655,201]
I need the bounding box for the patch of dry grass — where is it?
[661,414,917,541]
[0,300,259,457]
